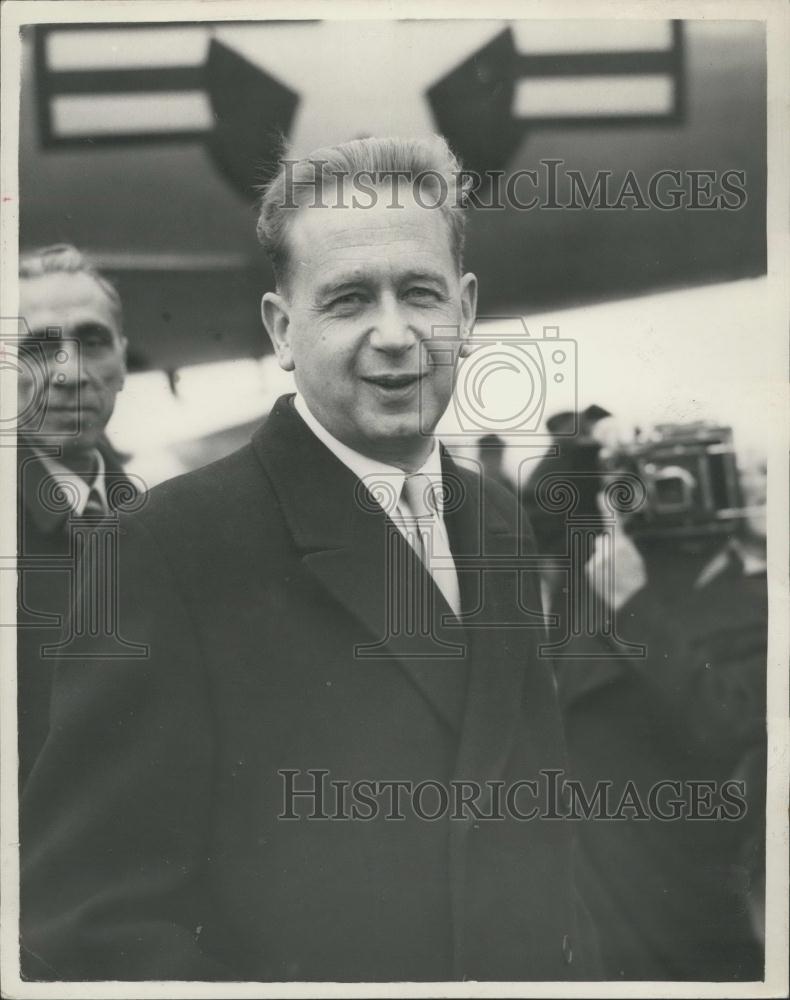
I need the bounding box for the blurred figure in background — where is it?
[554,421,767,980]
[16,244,137,786]
[521,404,612,611]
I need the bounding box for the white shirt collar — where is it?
[34,448,108,516]
[293,393,445,518]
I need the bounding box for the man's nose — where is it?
[368,298,418,353]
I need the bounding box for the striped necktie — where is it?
[401,473,461,617]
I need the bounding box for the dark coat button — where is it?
[562,933,573,965]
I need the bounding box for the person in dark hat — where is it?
[520,405,612,611]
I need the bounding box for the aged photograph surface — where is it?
[1,2,787,996]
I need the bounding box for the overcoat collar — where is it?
[18,445,69,537]
[252,397,466,727]
[17,441,136,538]
[252,394,511,552]
[252,395,530,785]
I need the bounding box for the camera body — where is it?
[614,422,745,540]
[424,318,577,441]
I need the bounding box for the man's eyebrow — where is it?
[399,270,449,291]
[72,321,114,338]
[26,322,114,340]
[316,270,450,300]
[314,275,371,300]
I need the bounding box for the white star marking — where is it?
[212,20,505,154]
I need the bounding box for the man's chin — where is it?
[371,393,447,429]
[32,422,105,454]
[370,409,430,437]
[357,414,441,466]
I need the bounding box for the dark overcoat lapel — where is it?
[251,396,540,775]
[252,397,476,734]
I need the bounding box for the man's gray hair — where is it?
[256,135,471,291]
[19,244,123,327]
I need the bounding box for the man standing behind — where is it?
[21,139,597,982]
[16,245,134,785]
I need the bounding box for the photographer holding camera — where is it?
[554,421,767,980]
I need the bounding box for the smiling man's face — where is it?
[262,181,477,470]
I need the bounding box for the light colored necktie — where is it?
[401,473,461,617]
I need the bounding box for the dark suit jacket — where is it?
[21,395,598,982]
[17,440,136,787]
[555,550,767,980]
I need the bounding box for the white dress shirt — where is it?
[34,448,108,516]
[293,394,462,616]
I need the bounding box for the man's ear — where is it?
[118,335,129,389]
[458,272,478,359]
[261,292,295,372]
